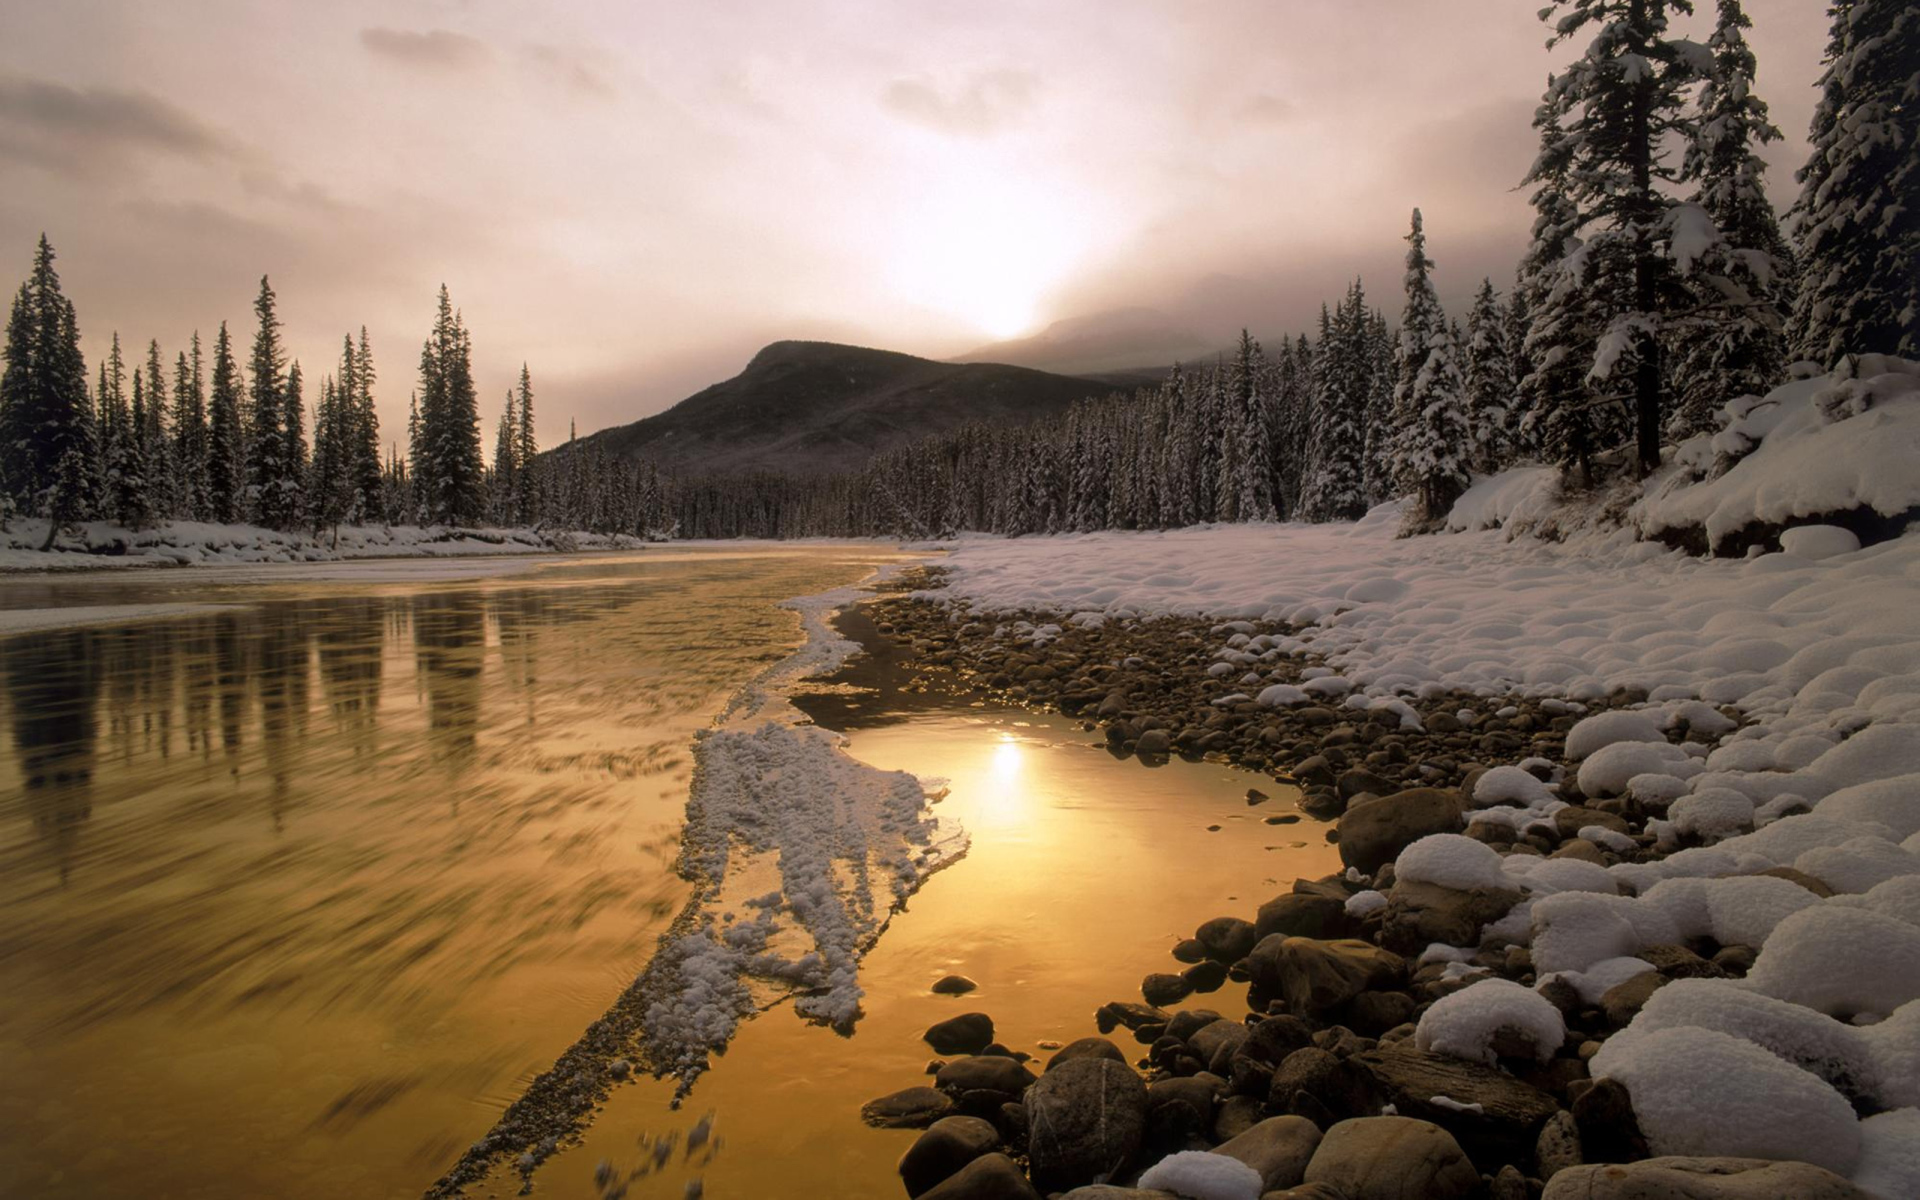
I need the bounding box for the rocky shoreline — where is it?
[852,573,1875,1200]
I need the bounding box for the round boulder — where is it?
[1024,1057,1149,1192]
[1302,1116,1479,1200]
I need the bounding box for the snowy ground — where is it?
[0,517,649,572]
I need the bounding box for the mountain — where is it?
[571,340,1144,478]
[954,306,1217,375]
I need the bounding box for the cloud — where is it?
[358,28,491,72]
[881,69,1039,137]
[523,45,615,99]
[1235,93,1293,125]
[0,74,242,176]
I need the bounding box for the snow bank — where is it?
[1394,834,1512,892]
[1415,978,1565,1064]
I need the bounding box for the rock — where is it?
[1172,938,1209,964]
[1135,729,1172,755]
[1343,989,1417,1036]
[1267,1047,1377,1122]
[1024,1058,1149,1192]
[1244,936,1406,1019]
[1378,879,1523,956]
[1240,1014,1317,1065]
[1353,1043,1560,1170]
[1097,1002,1172,1035]
[1552,838,1609,865]
[1190,1020,1249,1067]
[1600,972,1666,1027]
[1753,865,1834,898]
[1055,1189,1178,1200]
[900,1116,1001,1197]
[918,1152,1044,1200]
[937,1056,1038,1102]
[1339,768,1396,799]
[1301,1116,1480,1200]
[1571,1078,1649,1164]
[1048,1037,1128,1072]
[933,974,980,996]
[1166,1010,1226,1042]
[1196,916,1260,963]
[1212,1115,1323,1191]
[1213,1094,1265,1143]
[1264,1185,1349,1200]
[864,1086,958,1129]
[1336,788,1467,873]
[1143,972,1194,1007]
[1540,1156,1874,1199]
[927,1012,996,1055]
[1710,945,1756,975]
[1554,806,1630,837]
[1255,892,1349,942]
[1183,959,1230,993]
[1148,1075,1220,1128]
[1536,1108,1583,1178]
[1637,944,1729,980]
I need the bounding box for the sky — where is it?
[0,0,1833,449]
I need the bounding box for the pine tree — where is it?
[1222,330,1275,521]
[103,334,154,528]
[311,374,353,536]
[206,322,245,523]
[252,361,307,531]
[247,276,294,527]
[1299,304,1367,521]
[350,329,383,524]
[1540,0,1709,476]
[415,286,487,524]
[1389,209,1470,522]
[173,333,209,519]
[140,339,173,516]
[513,363,538,526]
[1503,278,1537,459]
[0,236,93,515]
[1669,0,1794,438]
[492,388,518,522]
[1789,0,1919,364]
[1464,278,1516,471]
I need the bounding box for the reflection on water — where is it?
[0,550,893,1200]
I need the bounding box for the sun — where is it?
[884,169,1092,343]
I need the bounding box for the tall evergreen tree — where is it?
[1299,305,1367,521]
[1671,0,1794,437]
[1540,0,1708,476]
[0,237,92,516]
[415,286,486,524]
[513,363,538,525]
[206,322,245,523]
[1464,278,1516,471]
[1389,209,1470,521]
[173,333,209,519]
[492,388,518,522]
[247,276,295,526]
[349,328,383,524]
[1789,0,1919,363]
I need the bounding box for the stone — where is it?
[1147,1075,1220,1125]
[918,1152,1044,1200]
[1255,892,1349,942]
[1377,879,1523,956]
[1213,1094,1265,1144]
[900,1116,1001,1197]
[1339,768,1397,799]
[1600,972,1666,1027]
[1166,1010,1225,1043]
[1024,1058,1149,1192]
[864,1086,957,1129]
[1637,944,1729,980]
[1244,935,1405,1019]
[1267,1047,1377,1121]
[1540,1156,1874,1199]
[937,1056,1038,1101]
[1055,1189,1178,1200]
[1571,1078,1649,1164]
[1301,1116,1480,1200]
[1183,959,1230,993]
[1353,1043,1560,1170]
[1753,865,1834,898]
[927,1012,996,1055]
[1135,729,1172,755]
[1189,1020,1249,1070]
[1143,973,1193,1007]
[933,974,980,995]
[1343,989,1417,1036]
[1489,1163,1528,1200]
[1554,806,1630,837]
[1536,1108,1583,1179]
[1240,1015,1317,1065]
[1096,1002,1171,1035]
[1172,938,1209,964]
[1265,1185,1350,1200]
[1196,916,1260,963]
[1336,787,1467,873]
[1048,1037,1128,1072]
[1211,1115,1323,1191]
[1710,945,1756,975]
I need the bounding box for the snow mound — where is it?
[1853,1108,1920,1200]
[1567,710,1667,761]
[1621,979,1880,1103]
[1591,1026,1861,1176]
[1395,834,1512,892]
[1817,774,1920,841]
[1579,741,1695,798]
[1136,1150,1264,1200]
[1744,906,1920,1018]
[1473,765,1554,807]
[1415,978,1565,1064]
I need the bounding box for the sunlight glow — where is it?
[991,735,1024,781]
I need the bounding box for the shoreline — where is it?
[850,573,1908,1198]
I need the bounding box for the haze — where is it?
[0,0,1829,447]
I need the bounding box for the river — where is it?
[0,546,1336,1199]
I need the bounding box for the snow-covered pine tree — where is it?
[1363,305,1395,504]
[253,360,307,531]
[103,334,154,528]
[141,339,173,516]
[416,287,487,525]
[247,276,295,528]
[1298,304,1367,521]
[1789,0,1918,364]
[1670,0,1794,438]
[1389,209,1471,523]
[0,236,93,515]
[310,374,350,535]
[348,329,383,524]
[1540,0,1709,476]
[492,389,518,524]
[206,322,245,523]
[173,333,209,519]
[1503,278,1537,459]
[1518,75,1614,483]
[513,364,538,526]
[1465,278,1516,471]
